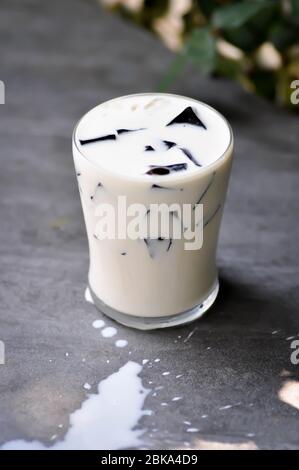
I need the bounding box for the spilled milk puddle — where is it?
[2,362,149,450]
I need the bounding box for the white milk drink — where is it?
[73,93,233,329]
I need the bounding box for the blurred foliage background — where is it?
[100,0,299,110]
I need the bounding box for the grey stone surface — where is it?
[0,0,299,450]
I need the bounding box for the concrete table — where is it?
[0,0,298,450]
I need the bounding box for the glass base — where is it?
[88,281,219,330]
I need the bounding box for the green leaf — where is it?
[184,27,217,74]
[198,0,222,17]
[216,55,243,79]
[212,1,274,30]
[157,54,187,92]
[157,27,217,91]
[268,20,299,50]
[224,26,260,52]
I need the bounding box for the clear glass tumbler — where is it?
[72,93,233,329]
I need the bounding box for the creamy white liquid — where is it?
[75,95,231,178]
[85,286,94,304]
[101,326,117,338]
[73,93,233,319]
